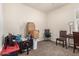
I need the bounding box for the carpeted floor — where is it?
[19,40,79,56]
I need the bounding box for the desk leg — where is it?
[65,39,67,49]
[68,38,70,47]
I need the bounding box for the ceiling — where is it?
[25,3,67,13]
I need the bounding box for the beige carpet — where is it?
[19,40,79,56]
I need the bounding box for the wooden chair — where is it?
[56,31,67,48]
[73,32,79,53]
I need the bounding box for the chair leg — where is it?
[63,41,64,47]
[65,40,67,49]
[73,45,76,53]
[56,40,57,46]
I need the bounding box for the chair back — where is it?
[44,29,51,38]
[60,31,67,38]
[73,32,79,46]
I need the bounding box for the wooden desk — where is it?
[67,34,74,47]
[67,34,73,39]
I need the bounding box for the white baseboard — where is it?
[37,37,44,42]
[37,39,44,42]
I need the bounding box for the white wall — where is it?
[4,3,79,42]
[47,4,79,41]
[0,4,3,51]
[4,4,47,41]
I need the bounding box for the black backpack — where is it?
[4,35,16,46]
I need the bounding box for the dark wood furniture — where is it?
[67,34,73,48]
[67,34,73,39]
[73,32,79,53]
[56,31,67,48]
